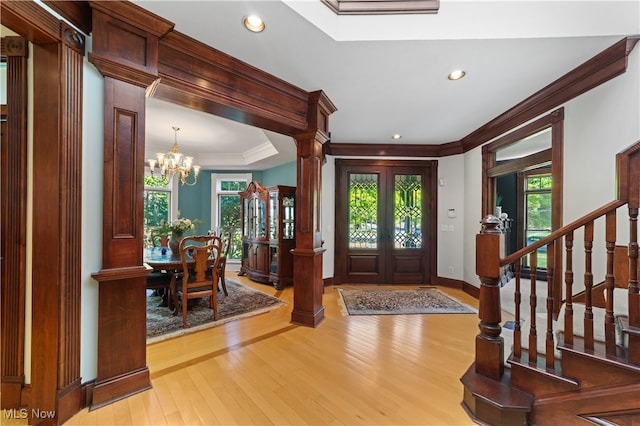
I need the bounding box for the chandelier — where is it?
[148,126,201,186]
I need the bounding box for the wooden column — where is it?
[291,91,336,327]
[475,215,505,380]
[88,1,172,409]
[1,35,28,410]
[1,2,87,423]
[30,23,85,425]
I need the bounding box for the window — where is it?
[520,170,552,269]
[143,174,176,247]
[211,174,251,261]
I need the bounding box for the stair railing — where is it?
[475,141,639,380]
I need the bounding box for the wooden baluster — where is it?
[529,252,538,366]
[545,241,556,369]
[565,231,574,346]
[605,211,617,356]
[514,262,522,359]
[584,221,595,350]
[628,205,639,364]
[475,215,504,380]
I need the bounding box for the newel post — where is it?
[475,215,505,380]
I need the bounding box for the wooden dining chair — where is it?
[146,270,173,308]
[217,233,231,296]
[172,235,222,327]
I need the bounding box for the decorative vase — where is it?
[159,235,169,248]
[168,232,183,255]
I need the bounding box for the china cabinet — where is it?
[239,182,295,289]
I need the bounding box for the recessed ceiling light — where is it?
[392,134,402,140]
[448,69,466,80]
[243,15,265,33]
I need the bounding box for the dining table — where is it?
[143,246,217,309]
[143,246,187,272]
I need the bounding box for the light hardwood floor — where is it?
[67,275,480,425]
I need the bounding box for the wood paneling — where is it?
[155,31,310,136]
[0,1,60,44]
[43,1,93,36]
[0,36,27,409]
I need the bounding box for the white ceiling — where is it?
[134,0,640,170]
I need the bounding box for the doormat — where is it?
[147,279,286,344]
[336,287,477,316]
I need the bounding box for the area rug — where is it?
[337,287,477,316]
[147,279,286,344]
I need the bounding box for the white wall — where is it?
[321,155,336,279]
[80,34,104,381]
[461,42,640,289]
[436,154,466,280]
[462,147,483,287]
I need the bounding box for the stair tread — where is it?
[508,349,579,387]
[557,335,640,373]
[460,364,533,411]
[617,315,640,336]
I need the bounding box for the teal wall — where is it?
[178,164,296,233]
[261,161,296,186]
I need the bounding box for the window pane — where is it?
[219,194,242,260]
[526,192,551,230]
[525,191,551,268]
[348,173,378,249]
[220,180,248,192]
[145,174,170,189]
[144,190,170,227]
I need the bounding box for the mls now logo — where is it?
[3,408,56,420]
[3,409,27,420]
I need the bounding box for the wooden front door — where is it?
[335,159,437,284]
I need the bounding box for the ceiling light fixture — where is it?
[392,134,402,140]
[448,69,466,80]
[243,15,265,33]
[148,126,200,186]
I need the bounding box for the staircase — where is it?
[461,141,640,425]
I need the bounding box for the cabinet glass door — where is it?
[256,198,266,238]
[269,192,278,240]
[246,197,254,238]
[282,196,294,239]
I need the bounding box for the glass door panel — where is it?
[348,173,379,249]
[393,174,422,249]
